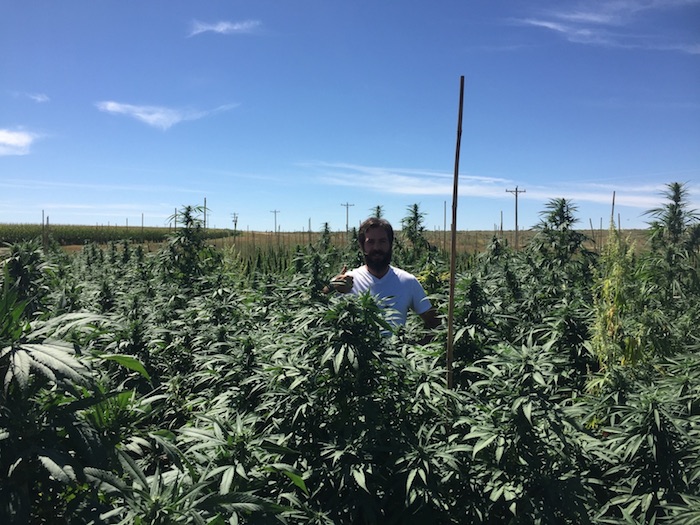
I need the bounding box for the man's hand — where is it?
[328,265,354,293]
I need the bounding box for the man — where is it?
[328,217,439,329]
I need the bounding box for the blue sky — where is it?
[2,0,699,233]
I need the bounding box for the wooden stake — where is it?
[610,191,616,227]
[446,76,465,389]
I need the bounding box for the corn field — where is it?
[1,188,699,524]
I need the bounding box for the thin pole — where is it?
[341,202,354,232]
[446,75,465,390]
[610,191,616,226]
[506,186,526,250]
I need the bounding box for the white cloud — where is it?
[0,129,38,156]
[8,91,50,103]
[27,93,50,103]
[553,11,618,24]
[0,177,202,194]
[95,101,238,130]
[520,18,608,45]
[519,0,700,53]
[308,161,511,197]
[661,42,700,55]
[188,19,261,37]
[310,161,693,212]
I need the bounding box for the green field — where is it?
[0,221,650,255]
[1,190,698,523]
[0,222,234,246]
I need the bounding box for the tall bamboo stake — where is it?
[446,76,465,389]
[610,191,616,226]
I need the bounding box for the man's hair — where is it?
[358,217,394,249]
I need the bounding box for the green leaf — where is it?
[10,346,31,390]
[352,467,370,493]
[522,401,533,425]
[117,449,149,490]
[260,439,300,455]
[532,371,546,386]
[220,465,236,495]
[333,346,346,374]
[21,342,89,384]
[282,470,309,496]
[102,353,151,381]
[38,453,76,483]
[406,468,418,495]
[472,435,497,458]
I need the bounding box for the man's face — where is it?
[363,227,392,272]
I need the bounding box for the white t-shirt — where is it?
[347,265,432,326]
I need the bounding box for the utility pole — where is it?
[231,213,238,233]
[506,186,526,250]
[341,202,354,232]
[270,210,280,234]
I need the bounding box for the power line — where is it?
[506,186,526,250]
[341,202,354,232]
[270,210,280,233]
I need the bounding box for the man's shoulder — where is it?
[350,265,369,276]
[389,266,418,282]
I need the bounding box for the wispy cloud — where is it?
[307,161,511,197]
[0,177,202,195]
[309,161,695,212]
[0,129,39,156]
[9,91,50,103]
[26,93,50,103]
[95,101,238,130]
[519,18,610,45]
[518,0,700,54]
[188,19,261,37]
[522,184,663,210]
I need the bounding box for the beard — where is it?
[364,247,392,273]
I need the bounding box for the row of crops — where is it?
[0,217,234,246]
[1,185,699,524]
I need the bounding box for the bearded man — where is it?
[328,217,439,329]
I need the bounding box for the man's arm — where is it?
[324,265,354,294]
[419,307,440,329]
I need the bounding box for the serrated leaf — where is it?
[11,347,31,390]
[21,342,89,385]
[102,354,151,381]
[84,466,128,493]
[38,454,76,483]
[522,401,533,425]
[333,346,345,374]
[117,449,148,489]
[489,484,504,502]
[509,501,517,516]
[473,435,497,458]
[406,468,417,495]
[532,371,546,386]
[352,467,369,493]
[220,465,236,495]
[282,470,309,496]
[260,439,300,455]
